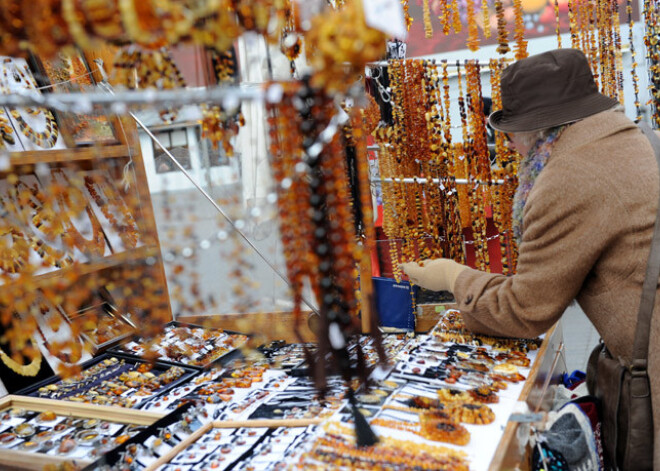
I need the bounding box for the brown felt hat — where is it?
[488,48,618,133]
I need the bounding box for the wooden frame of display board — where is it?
[144,418,322,471]
[0,395,164,471]
[0,48,173,393]
[489,322,565,470]
[176,311,318,344]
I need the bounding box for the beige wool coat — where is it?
[453,109,660,468]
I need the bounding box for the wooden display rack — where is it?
[0,395,165,471]
[145,418,322,471]
[0,48,172,392]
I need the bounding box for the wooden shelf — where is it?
[9,144,132,166]
[177,310,318,344]
[0,244,160,292]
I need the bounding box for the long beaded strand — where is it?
[644,0,660,128]
[553,0,562,47]
[466,0,480,51]
[423,0,433,38]
[456,61,471,231]
[442,61,465,263]
[494,0,510,55]
[465,60,490,272]
[627,0,642,121]
[611,0,624,103]
[512,0,528,60]
[482,0,492,39]
[568,0,579,49]
[489,58,517,274]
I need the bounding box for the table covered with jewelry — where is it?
[0,309,564,470]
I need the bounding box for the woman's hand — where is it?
[399,259,468,292]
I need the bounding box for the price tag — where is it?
[362,0,408,40]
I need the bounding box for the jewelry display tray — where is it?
[0,394,164,470]
[81,399,198,470]
[106,320,250,370]
[75,300,137,356]
[82,398,321,471]
[14,352,199,405]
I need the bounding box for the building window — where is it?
[153,128,192,174]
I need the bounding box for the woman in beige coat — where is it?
[402,48,660,470]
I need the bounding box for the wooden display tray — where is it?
[145,418,322,471]
[107,320,250,370]
[15,352,200,404]
[0,395,164,471]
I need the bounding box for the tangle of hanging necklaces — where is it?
[96,66,323,316]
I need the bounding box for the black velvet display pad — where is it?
[0,326,55,394]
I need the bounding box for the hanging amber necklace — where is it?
[51,169,107,257]
[481,0,491,39]
[644,1,660,128]
[423,0,433,38]
[568,0,578,48]
[553,0,562,47]
[84,174,139,250]
[512,0,528,60]
[627,0,640,121]
[466,0,479,51]
[0,339,42,377]
[0,225,31,274]
[11,180,74,269]
[494,0,510,54]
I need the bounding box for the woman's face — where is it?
[506,132,534,156]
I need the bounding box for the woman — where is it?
[401,48,660,469]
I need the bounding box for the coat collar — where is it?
[551,109,637,158]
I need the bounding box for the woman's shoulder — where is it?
[551,109,638,157]
[534,115,657,214]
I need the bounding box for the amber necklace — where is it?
[1,59,59,149]
[84,174,139,250]
[52,169,107,257]
[0,340,42,377]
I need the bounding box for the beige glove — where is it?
[399,259,468,292]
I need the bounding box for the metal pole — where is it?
[0,83,267,109]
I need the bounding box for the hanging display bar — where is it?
[0,83,271,111]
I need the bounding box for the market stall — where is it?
[0,0,656,469]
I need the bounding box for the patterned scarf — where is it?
[512,126,567,245]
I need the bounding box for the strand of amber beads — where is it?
[626,0,641,121]
[553,0,562,47]
[512,0,528,60]
[466,0,479,51]
[643,1,660,128]
[494,0,510,54]
[423,0,433,38]
[481,0,491,39]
